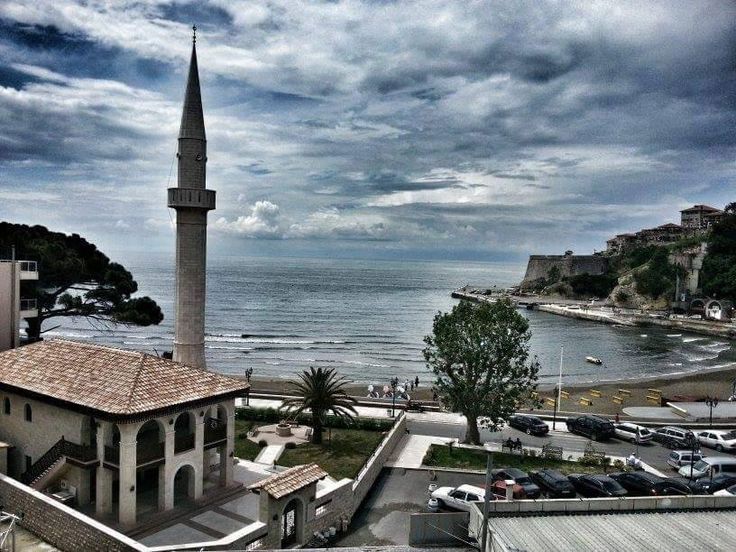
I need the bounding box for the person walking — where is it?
[415,376,420,388]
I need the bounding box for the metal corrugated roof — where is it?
[490,510,736,552]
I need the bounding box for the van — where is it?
[566,415,615,441]
[678,456,736,479]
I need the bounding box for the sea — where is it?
[44,254,736,389]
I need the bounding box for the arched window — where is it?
[24,403,32,422]
[3,398,9,415]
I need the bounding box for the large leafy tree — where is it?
[701,204,736,300]
[424,299,540,444]
[281,366,358,444]
[0,222,163,339]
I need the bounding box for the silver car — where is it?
[614,423,653,444]
[667,450,703,470]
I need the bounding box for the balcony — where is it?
[174,433,195,454]
[19,297,38,317]
[19,260,38,280]
[103,442,165,469]
[167,187,216,211]
[204,418,227,449]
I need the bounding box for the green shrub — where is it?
[566,273,618,297]
[612,459,625,470]
[634,248,677,298]
[258,439,268,448]
[284,442,297,450]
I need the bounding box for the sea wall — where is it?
[521,254,608,286]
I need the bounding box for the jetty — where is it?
[453,287,736,340]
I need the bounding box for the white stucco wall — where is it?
[0,391,86,476]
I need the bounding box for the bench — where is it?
[647,388,662,396]
[560,391,570,399]
[589,389,602,398]
[579,397,593,406]
[541,444,563,460]
[646,394,661,405]
[545,397,556,407]
[501,439,523,454]
[618,389,632,396]
[612,396,624,405]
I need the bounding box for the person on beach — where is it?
[415,376,420,388]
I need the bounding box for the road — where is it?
[407,418,674,472]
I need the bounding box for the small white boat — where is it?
[585,356,603,365]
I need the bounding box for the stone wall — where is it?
[0,473,144,552]
[351,412,407,512]
[522,254,608,286]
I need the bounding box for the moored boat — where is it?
[585,356,603,365]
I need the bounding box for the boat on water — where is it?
[585,356,603,365]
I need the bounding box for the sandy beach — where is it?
[240,362,736,418]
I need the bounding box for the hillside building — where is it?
[680,204,723,230]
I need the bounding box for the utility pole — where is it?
[480,443,494,552]
[553,346,563,430]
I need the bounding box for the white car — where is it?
[430,484,487,512]
[697,430,736,452]
[714,483,736,497]
[667,450,703,470]
[614,423,653,444]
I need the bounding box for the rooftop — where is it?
[248,463,327,499]
[488,509,736,552]
[680,204,722,213]
[0,339,248,417]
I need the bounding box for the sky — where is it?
[0,1,734,263]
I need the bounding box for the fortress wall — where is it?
[522,255,608,285]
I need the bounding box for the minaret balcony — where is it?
[167,188,216,211]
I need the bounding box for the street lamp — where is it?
[705,396,719,428]
[244,367,253,406]
[687,433,699,483]
[390,377,399,418]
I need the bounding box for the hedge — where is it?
[235,406,394,431]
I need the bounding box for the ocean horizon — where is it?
[44,253,736,389]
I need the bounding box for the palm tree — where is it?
[281,366,358,444]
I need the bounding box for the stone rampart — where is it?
[522,254,608,286]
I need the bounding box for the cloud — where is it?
[213,200,282,238]
[0,1,735,259]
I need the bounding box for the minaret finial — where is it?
[192,24,197,44]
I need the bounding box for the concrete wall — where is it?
[351,412,407,512]
[521,254,608,286]
[0,391,86,477]
[409,512,469,546]
[0,263,12,351]
[0,472,145,552]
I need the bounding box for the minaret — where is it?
[168,26,215,369]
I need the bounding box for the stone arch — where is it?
[281,496,306,547]
[174,411,196,453]
[172,463,197,506]
[136,419,164,465]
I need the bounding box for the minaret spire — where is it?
[167,28,216,370]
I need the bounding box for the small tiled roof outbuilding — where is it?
[248,464,327,499]
[0,339,248,418]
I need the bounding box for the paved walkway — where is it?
[254,444,284,465]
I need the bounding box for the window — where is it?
[449,490,466,500]
[24,403,32,422]
[3,398,9,415]
[315,504,329,517]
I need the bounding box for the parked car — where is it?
[430,484,488,512]
[609,472,691,496]
[713,483,736,496]
[697,430,736,453]
[491,468,541,498]
[614,423,653,444]
[567,474,627,497]
[666,477,705,494]
[508,414,549,436]
[678,456,736,479]
[566,415,615,441]
[653,426,695,449]
[667,450,704,470]
[529,469,576,498]
[490,480,526,499]
[691,473,736,494]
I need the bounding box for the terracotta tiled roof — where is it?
[680,204,721,213]
[248,464,327,499]
[0,339,248,416]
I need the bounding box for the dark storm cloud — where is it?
[0,1,734,259]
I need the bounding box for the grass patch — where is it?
[423,445,604,474]
[278,428,386,480]
[233,419,262,461]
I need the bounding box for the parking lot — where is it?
[333,468,485,547]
